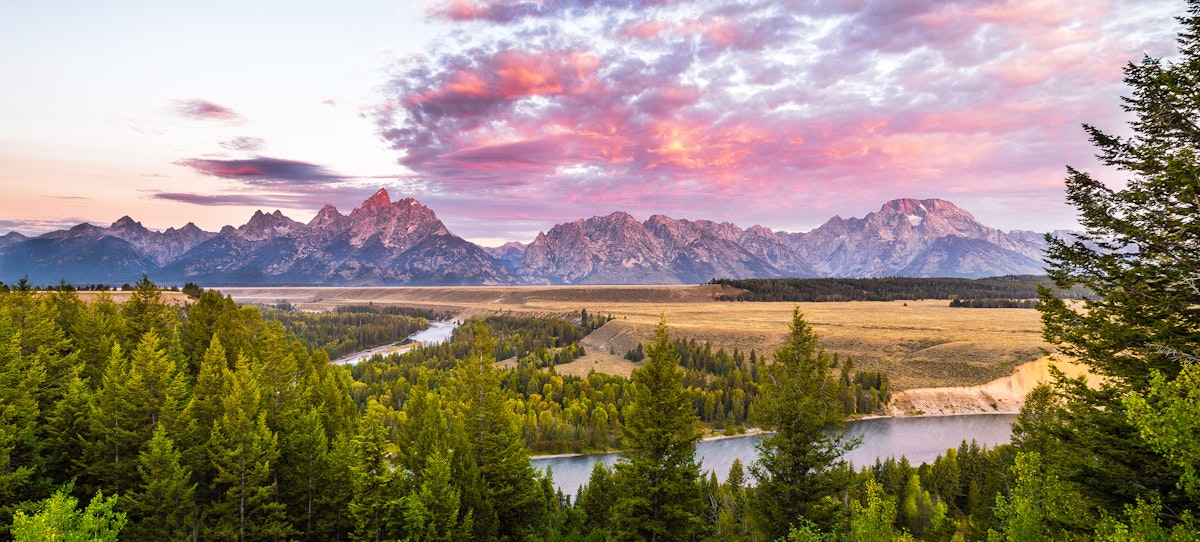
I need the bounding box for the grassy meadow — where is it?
[221,284,1048,390]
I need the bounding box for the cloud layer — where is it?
[373,0,1178,237]
[173,99,243,121]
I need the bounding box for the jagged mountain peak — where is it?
[110,215,148,231]
[361,187,392,212]
[0,195,1048,285]
[309,204,347,229]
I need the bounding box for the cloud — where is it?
[172,99,243,121]
[0,218,95,236]
[219,136,266,151]
[176,156,348,185]
[146,191,358,210]
[375,0,1179,234]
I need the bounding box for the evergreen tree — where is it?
[181,336,231,509]
[450,323,544,541]
[750,308,858,537]
[207,353,292,541]
[576,461,616,534]
[120,275,178,348]
[86,330,189,499]
[125,425,196,542]
[610,317,708,541]
[0,309,47,530]
[1031,0,1200,521]
[348,399,406,542]
[717,459,752,541]
[402,450,473,542]
[278,407,330,541]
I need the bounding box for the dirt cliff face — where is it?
[886,356,1098,416]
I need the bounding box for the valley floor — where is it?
[224,283,1058,409]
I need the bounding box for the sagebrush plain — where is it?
[222,284,1047,390]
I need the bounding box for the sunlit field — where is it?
[222,284,1048,390]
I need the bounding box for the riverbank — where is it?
[532,429,768,460]
[885,355,1096,416]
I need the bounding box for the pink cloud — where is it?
[374,0,1179,238]
[172,99,242,121]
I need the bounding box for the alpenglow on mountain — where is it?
[0,191,1048,286]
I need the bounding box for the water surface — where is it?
[533,413,1017,495]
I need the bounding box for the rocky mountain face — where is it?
[1,189,514,286]
[0,193,1049,286]
[786,198,1046,278]
[515,213,816,284]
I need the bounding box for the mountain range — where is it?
[0,189,1049,286]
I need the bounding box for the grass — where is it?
[220,284,1050,390]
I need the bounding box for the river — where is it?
[532,413,1017,495]
[330,320,460,365]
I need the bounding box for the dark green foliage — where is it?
[124,426,195,542]
[181,282,203,299]
[712,276,1089,303]
[206,353,293,541]
[949,298,1040,309]
[751,308,859,537]
[610,317,709,541]
[450,323,546,541]
[1027,0,1200,527]
[259,305,431,361]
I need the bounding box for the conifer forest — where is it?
[4,1,1200,540]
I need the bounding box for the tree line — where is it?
[710,276,1090,303]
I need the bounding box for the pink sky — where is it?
[0,0,1182,245]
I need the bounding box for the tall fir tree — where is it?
[402,449,473,542]
[207,353,292,542]
[450,323,544,541]
[125,425,196,542]
[750,308,858,537]
[0,306,48,531]
[278,407,332,541]
[610,316,708,542]
[348,399,407,542]
[1031,0,1200,522]
[120,275,178,349]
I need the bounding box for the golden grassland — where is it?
[72,290,195,306]
[221,284,1050,391]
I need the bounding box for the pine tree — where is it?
[125,425,196,541]
[750,308,858,537]
[348,399,406,542]
[0,309,47,529]
[450,323,544,541]
[207,353,292,541]
[120,275,177,349]
[576,461,616,534]
[181,336,231,509]
[717,459,752,541]
[86,330,189,499]
[402,450,472,542]
[1032,0,1200,521]
[278,407,330,541]
[610,316,708,541]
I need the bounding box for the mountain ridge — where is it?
[0,192,1050,285]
